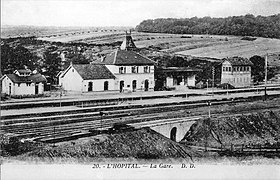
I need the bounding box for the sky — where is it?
[1,0,280,27]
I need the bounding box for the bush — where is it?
[1,93,9,101]
[11,94,50,99]
[181,36,192,38]
[241,37,257,41]
[0,134,41,156]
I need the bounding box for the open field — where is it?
[1,25,129,39]
[41,32,280,59]
[2,26,280,59]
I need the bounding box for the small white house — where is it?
[1,69,46,95]
[59,64,116,92]
[221,57,253,88]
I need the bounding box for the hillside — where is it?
[183,110,280,149]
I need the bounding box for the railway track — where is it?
[2,96,280,143]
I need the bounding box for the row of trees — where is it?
[0,42,91,84]
[136,14,280,38]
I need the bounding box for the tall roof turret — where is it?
[120,30,137,51]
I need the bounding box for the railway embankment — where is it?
[182,110,280,156]
[1,127,199,162]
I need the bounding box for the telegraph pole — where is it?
[100,111,105,131]
[212,66,215,96]
[206,79,209,93]
[205,101,211,151]
[264,54,268,100]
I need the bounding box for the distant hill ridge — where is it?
[136,14,280,39]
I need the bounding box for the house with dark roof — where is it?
[59,64,116,92]
[221,56,253,87]
[95,32,155,92]
[1,69,47,95]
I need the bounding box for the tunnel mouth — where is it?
[170,127,177,141]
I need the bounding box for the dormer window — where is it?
[119,67,126,74]
[14,69,32,77]
[144,66,150,73]
[132,66,138,73]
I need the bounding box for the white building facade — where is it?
[59,32,155,93]
[221,57,253,88]
[100,50,155,92]
[59,64,116,92]
[1,70,46,95]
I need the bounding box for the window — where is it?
[119,67,126,74]
[223,67,225,71]
[18,83,21,87]
[27,83,31,86]
[72,69,74,72]
[229,67,231,72]
[132,66,138,73]
[144,66,149,73]
[233,67,236,71]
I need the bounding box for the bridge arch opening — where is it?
[170,127,177,141]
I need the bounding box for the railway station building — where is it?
[59,32,155,92]
[59,64,116,92]
[221,56,253,88]
[1,69,46,95]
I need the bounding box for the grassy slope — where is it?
[2,27,280,62]
[73,32,280,59]
[183,110,280,148]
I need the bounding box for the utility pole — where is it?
[264,54,268,100]
[206,79,209,93]
[207,101,211,118]
[227,82,229,97]
[205,101,211,152]
[212,66,215,96]
[100,111,104,131]
[53,126,56,147]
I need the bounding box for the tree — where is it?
[42,46,62,84]
[1,44,37,74]
[250,56,265,82]
[136,14,280,38]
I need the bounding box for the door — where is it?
[132,80,137,92]
[9,84,11,95]
[104,81,108,91]
[144,79,149,91]
[88,82,93,91]
[120,81,124,92]
[170,127,177,141]
[35,83,39,94]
